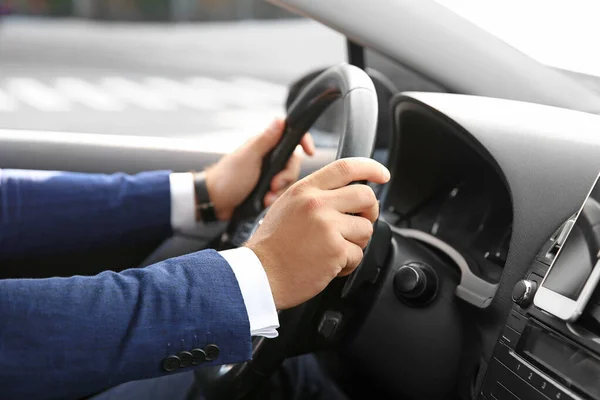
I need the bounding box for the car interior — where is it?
[3,0,600,399]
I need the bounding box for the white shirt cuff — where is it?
[219,247,280,338]
[170,174,279,337]
[169,172,197,232]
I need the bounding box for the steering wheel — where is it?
[193,63,379,400]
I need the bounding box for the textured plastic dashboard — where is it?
[390,92,600,361]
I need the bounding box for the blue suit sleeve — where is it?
[0,169,173,258]
[0,249,252,400]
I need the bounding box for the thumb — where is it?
[249,118,285,156]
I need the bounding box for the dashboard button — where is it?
[539,381,561,399]
[514,361,532,382]
[491,382,520,400]
[493,347,574,400]
[506,310,527,333]
[494,344,519,371]
[512,280,537,308]
[501,326,521,350]
[318,311,343,340]
[552,388,573,400]
[551,389,564,400]
[393,263,438,306]
[482,359,547,400]
[521,368,543,390]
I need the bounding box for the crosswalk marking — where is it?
[0,89,17,112]
[101,77,177,111]
[186,77,285,109]
[0,76,286,113]
[54,77,125,112]
[187,77,239,107]
[6,78,70,112]
[187,77,286,109]
[144,77,221,111]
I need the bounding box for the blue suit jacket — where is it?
[0,170,252,399]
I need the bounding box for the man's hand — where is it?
[246,158,391,310]
[205,119,314,221]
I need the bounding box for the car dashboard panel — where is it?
[382,102,512,284]
[386,92,600,316]
[346,92,600,400]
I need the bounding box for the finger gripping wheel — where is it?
[229,63,379,227]
[199,63,379,400]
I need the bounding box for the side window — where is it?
[365,49,447,93]
[0,1,345,148]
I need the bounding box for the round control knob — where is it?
[393,262,438,306]
[512,279,537,308]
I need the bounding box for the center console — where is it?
[480,225,600,400]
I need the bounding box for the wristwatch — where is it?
[193,171,218,223]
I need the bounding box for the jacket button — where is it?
[204,344,219,361]
[191,348,206,365]
[178,351,193,367]
[162,355,181,372]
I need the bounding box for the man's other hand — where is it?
[246,158,391,310]
[205,118,314,221]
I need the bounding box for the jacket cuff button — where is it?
[162,355,181,372]
[204,344,219,361]
[178,351,193,367]
[191,348,206,365]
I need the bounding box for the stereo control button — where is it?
[514,361,532,382]
[522,369,544,393]
[538,380,558,399]
[512,280,537,308]
[491,382,519,400]
[393,262,438,306]
[501,326,521,350]
[506,310,527,333]
[494,344,519,371]
[552,388,570,400]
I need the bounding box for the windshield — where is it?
[0,4,344,145]
[435,0,600,78]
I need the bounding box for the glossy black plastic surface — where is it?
[346,234,463,400]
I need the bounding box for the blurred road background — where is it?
[3,0,600,146]
[0,0,345,142]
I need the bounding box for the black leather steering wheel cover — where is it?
[195,63,379,400]
[230,63,378,222]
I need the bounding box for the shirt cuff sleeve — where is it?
[169,172,197,232]
[219,247,280,338]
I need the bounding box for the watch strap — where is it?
[193,171,218,223]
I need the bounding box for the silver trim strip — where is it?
[509,350,583,400]
[390,227,498,308]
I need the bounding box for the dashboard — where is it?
[284,64,600,400]
[341,90,600,400]
[381,100,513,284]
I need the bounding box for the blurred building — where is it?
[5,0,296,21]
[5,0,73,16]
